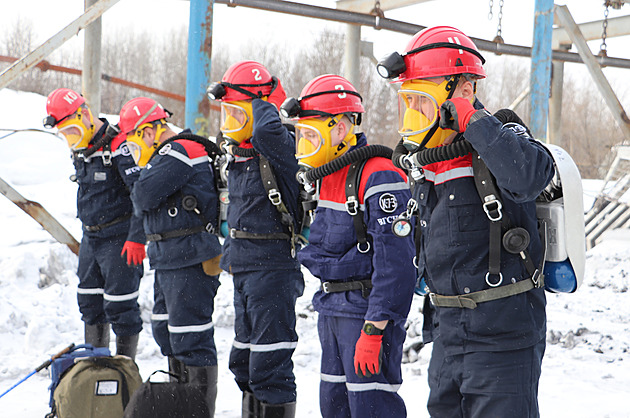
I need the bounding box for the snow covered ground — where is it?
[0,88,629,417]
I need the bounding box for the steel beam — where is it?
[555,5,630,141]
[336,0,435,13]
[0,0,120,90]
[185,0,214,136]
[552,15,630,48]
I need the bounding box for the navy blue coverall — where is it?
[130,135,222,367]
[75,119,143,338]
[219,99,305,405]
[298,134,416,418]
[416,101,555,418]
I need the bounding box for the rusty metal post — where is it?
[185,0,214,136]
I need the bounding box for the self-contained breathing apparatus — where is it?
[144,133,226,243]
[220,134,314,257]
[392,109,585,300]
[296,144,396,298]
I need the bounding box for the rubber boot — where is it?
[84,323,110,348]
[115,333,139,360]
[168,356,188,383]
[260,402,296,418]
[242,390,261,418]
[187,365,218,418]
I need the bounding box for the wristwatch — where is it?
[362,322,384,336]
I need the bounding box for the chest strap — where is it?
[228,229,291,240]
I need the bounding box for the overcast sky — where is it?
[2,0,630,92]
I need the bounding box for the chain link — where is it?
[488,0,494,20]
[497,0,504,39]
[600,2,610,55]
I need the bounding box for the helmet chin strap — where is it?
[410,74,460,154]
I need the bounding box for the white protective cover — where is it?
[540,142,586,290]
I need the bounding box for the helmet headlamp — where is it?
[207,82,227,101]
[280,97,301,119]
[376,52,407,79]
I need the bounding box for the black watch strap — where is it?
[362,322,384,335]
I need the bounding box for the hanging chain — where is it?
[599,1,610,57]
[496,0,504,40]
[488,0,494,20]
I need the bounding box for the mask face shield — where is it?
[295,117,355,170]
[398,78,455,150]
[125,123,154,167]
[220,101,253,145]
[55,109,93,150]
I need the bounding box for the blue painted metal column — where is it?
[529,0,554,140]
[185,0,214,136]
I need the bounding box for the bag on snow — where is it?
[123,370,209,418]
[46,345,142,418]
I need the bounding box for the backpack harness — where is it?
[144,133,224,243]
[408,147,546,309]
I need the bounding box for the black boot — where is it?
[242,390,261,418]
[84,323,110,348]
[260,402,296,418]
[168,356,188,383]
[115,333,139,360]
[187,365,218,418]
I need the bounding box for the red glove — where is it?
[121,241,146,266]
[354,331,383,378]
[267,76,287,111]
[438,97,480,133]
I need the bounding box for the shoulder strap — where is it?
[471,150,541,287]
[259,154,297,255]
[345,159,370,253]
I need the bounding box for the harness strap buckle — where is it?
[268,189,282,206]
[345,196,359,216]
[482,195,503,221]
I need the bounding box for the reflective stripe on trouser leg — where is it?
[318,314,407,418]
[229,269,304,405]
[428,336,545,418]
[77,234,142,335]
[155,264,221,367]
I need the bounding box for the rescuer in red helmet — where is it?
[282,74,416,417]
[43,88,144,360]
[378,26,555,417]
[120,97,223,416]
[208,60,304,418]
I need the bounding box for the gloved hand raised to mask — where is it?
[439,97,489,133]
[354,330,383,378]
[121,241,146,266]
[266,76,287,111]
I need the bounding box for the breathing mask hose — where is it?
[301,145,393,184]
[411,139,474,166]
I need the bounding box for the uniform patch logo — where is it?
[158,143,172,155]
[379,193,398,213]
[94,172,107,181]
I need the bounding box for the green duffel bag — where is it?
[51,355,142,418]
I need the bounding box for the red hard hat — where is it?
[398,26,486,82]
[119,97,170,134]
[46,88,85,123]
[219,61,274,102]
[298,74,364,118]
